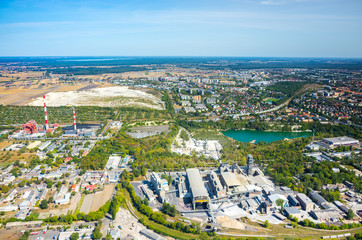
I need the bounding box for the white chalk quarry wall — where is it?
[28,86,164,110]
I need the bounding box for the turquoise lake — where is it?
[222,129,312,143]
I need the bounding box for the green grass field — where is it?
[263,97,279,103]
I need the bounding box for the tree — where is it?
[70,232,79,240]
[276,199,284,208]
[93,229,102,240]
[199,232,208,240]
[18,231,30,240]
[40,199,48,209]
[161,202,177,217]
[105,234,113,240]
[347,209,355,220]
[265,220,269,228]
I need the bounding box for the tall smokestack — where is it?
[43,94,49,130]
[73,107,77,131]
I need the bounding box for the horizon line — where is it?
[0,55,362,59]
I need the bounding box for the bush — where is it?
[40,199,48,209]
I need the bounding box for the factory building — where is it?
[322,136,359,148]
[220,171,243,193]
[296,193,314,211]
[22,120,38,134]
[309,190,328,206]
[310,209,342,222]
[284,207,303,219]
[150,172,169,202]
[288,195,300,207]
[208,172,225,198]
[186,168,209,209]
[333,201,349,214]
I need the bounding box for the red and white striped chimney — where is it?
[73,107,77,131]
[43,94,49,130]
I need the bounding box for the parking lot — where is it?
[28,230,59,240]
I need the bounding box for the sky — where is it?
[0,0,361,57]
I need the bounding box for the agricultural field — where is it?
[0,71,45,81]
[0,141,11,150]
[0,85,61,105]
[0,82,101,105]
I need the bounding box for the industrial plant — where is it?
[138,154,358,229]
[11,95,98,140]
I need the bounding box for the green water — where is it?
[223,129,312,143]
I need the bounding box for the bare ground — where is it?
[90,184,115,212]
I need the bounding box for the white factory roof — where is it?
[38,141,51,151]
[220,171,241,187]
[268,194,287,203]
[186,168,208,198]
[323,136,359,144]
[26,141,41,149]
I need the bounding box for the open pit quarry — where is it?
[27,86,164,110]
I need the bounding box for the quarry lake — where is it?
[222,129,312,143]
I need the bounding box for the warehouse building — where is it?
[310,209,342,222]
[333,201,349,214]
[220,171,242,193]
[296,193,314,211]
[288,195,300,207]
[310,190,328,206]
[284,207,303,219]
[322,136,359,148]
[186,168,209,209]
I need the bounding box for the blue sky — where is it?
[0,0,361,57]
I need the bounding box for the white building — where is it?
[322,136,359,148]
[55,193,71,205]
[105,155,122,170]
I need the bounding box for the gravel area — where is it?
[114,208,148,240]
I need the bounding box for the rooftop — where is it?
[220,171,241,187]
[186,168,208,198]
[323,136,359,144]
